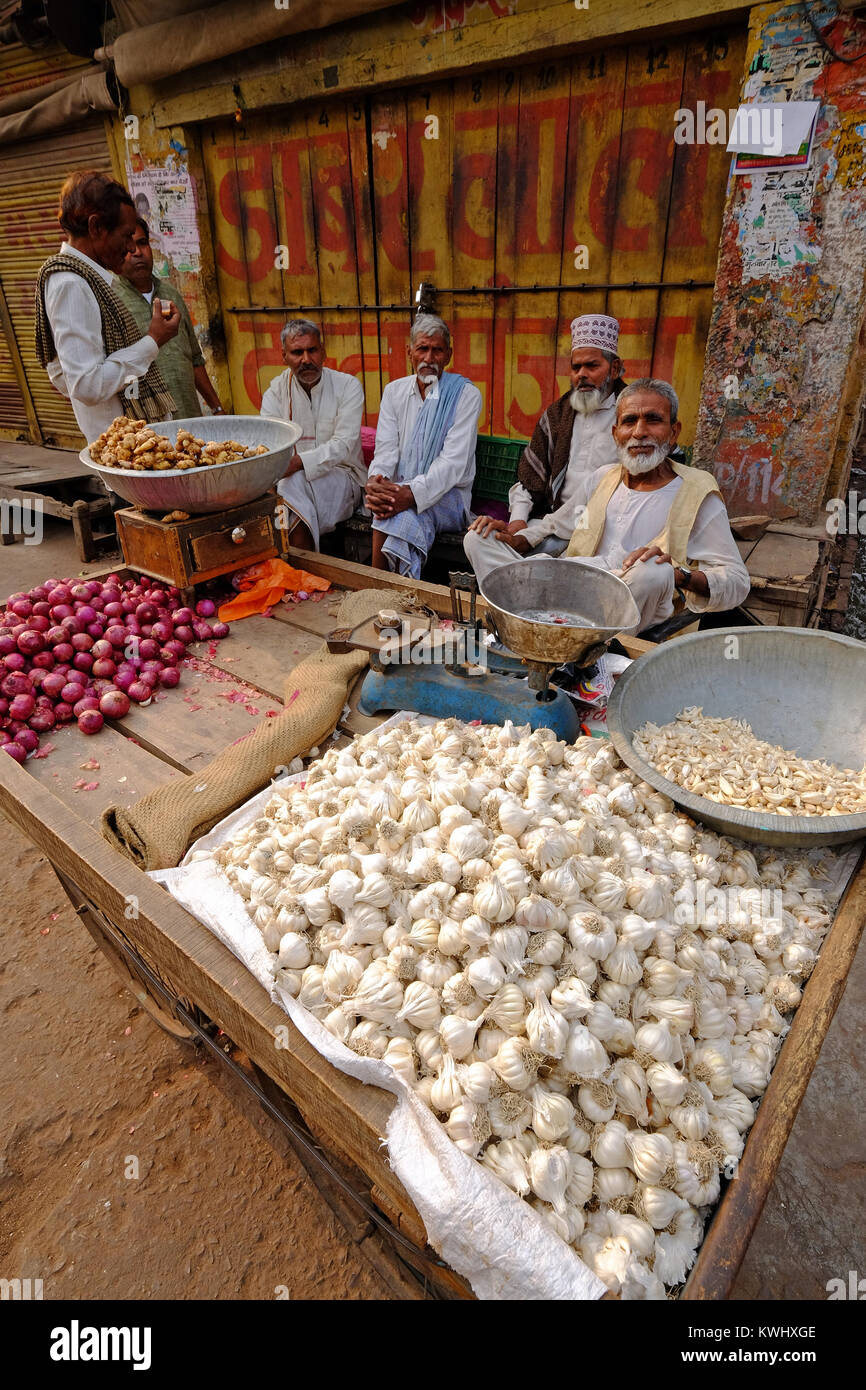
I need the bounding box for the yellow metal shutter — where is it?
[0,119,114,447]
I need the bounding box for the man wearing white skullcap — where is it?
[465,313,624,583]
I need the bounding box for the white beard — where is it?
[570,381,610,415]
[618,440,671,476]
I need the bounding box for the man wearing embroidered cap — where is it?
[464,313,624,583]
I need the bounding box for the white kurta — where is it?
[465,474,751,628]
[262,365,365,548]
[370,373,482,515]
[507,391,619,534]
[43,242,160,441]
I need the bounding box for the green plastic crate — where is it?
[474,434,527,502]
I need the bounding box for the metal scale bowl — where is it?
[340,557,640,740]
[80,415,303,597]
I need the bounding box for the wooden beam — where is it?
[148,0,751,126]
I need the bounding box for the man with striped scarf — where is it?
[366,314,482,578]
[35,170,179,451]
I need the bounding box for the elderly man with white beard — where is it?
[475,379,750,635]
[464,313,624,581]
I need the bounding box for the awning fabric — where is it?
[0,69,116,145]
[100,0,405,89]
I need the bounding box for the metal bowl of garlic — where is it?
[80,415,302,514]
[606,626,866,848]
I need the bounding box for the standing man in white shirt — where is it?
[464,313,624,584]
[366,314,482,578]
[260,318,365,552]
[35,170,180,446]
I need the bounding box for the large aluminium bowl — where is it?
[79,415,302,514]
[607,627,866,848]
[481,557,641,668]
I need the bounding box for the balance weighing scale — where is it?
[328,557,641,740]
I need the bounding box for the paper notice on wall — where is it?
[126,163,201,274]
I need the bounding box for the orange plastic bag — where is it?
[218,559,330,623]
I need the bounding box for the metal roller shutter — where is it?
[0,120,113,447]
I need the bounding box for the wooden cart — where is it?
[1,551,863,1299]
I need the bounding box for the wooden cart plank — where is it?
[0,755,422,1239]
[683,846,866,1299]
[24,719,186,821]
[270,593,348,640]
[187,617,322,704]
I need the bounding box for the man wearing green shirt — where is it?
[114,218,224,418]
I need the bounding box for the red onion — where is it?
[17,728,39,754]
[73,695,99,717]
[91,639,113,660]
[91,658,117,679]
[50,604,73,621]
[70,584,91,601]
[71,632,93,652]
[104,602,124,620]
[54,702,74,723]
[29,708,56,732]
[158,667,180,688]
[158,649,178,667]
[61,682,84,703]
[2,672,31,696]
[42,672,67,699]
[105,625,127,648]
[174,625,194,645]
[28,615,50,633]
[6,719,25,737]
[89,595,106,612]
[99,689,130,719]
[0,728,9,743]
[3,653,26,673]
[9,693,35,720]
[136,602,156,624]
[31,601,51,617]
[0,635,15,657]
[121,597,138,615]
[65,666,87,684]
[52,642,74,663]
[61,614,84,635]
[31,651,55,670]
[124,618,141,637]
[192,621,213,641]
[150,620,173,644]
[138,669,159,688]
[114,669,136,694]
[10,598,32,618]
[163,639,186,659]
[173,607,194,626]
[138,638,160,661]
[147,588,167,606]
[45,625,67,647]
[77,709,104,735]
[195,598,216,618]
[3,741,26,763]
[17,630,45,655]
[211,622,230,639]
[0,699,8,717]
[76,604,97,624]
[127,680,152,705]
[48,583,70,602]
[102,588,121,606]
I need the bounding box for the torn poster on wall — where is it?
[125,162,201,275]
[737,168,821,280]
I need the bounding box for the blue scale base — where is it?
[357,665,581,741]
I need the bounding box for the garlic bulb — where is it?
[396,980,441,1030]
[625,1130,674,1184]
[491,1037,538,1092]
[484,984,526,1035]
[483,1139,531,1196]
[460,1060,495,1102]
[473,875,516,924]
[550,975,593,1019]
[646,1060,688,1109]
[563,1024,609,1080]
[591,1118,632,1169]
[467,955,506,1000]
[527,1144,571,1215]
[525,989,568,1059]
[568,911,616,960]
[527,1084,573,1142]
[430,1053,463,1112]
[323,949,364,1002]
[439,1012,483,1060]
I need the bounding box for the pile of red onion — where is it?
[0,574,228,763]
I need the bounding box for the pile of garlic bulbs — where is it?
[212,717,833,1299]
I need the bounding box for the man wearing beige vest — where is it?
[467,378,750,633]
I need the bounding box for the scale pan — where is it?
[480,557,640,667]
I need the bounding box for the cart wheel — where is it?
[53,869,200,1043]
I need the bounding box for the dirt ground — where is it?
[1,522,864,1302]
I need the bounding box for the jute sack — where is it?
[101,587,414,871]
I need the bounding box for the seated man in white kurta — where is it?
[366,314,482,578]
[464,313,624,583]
[261,318,365,551]
[471,379,750,634]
